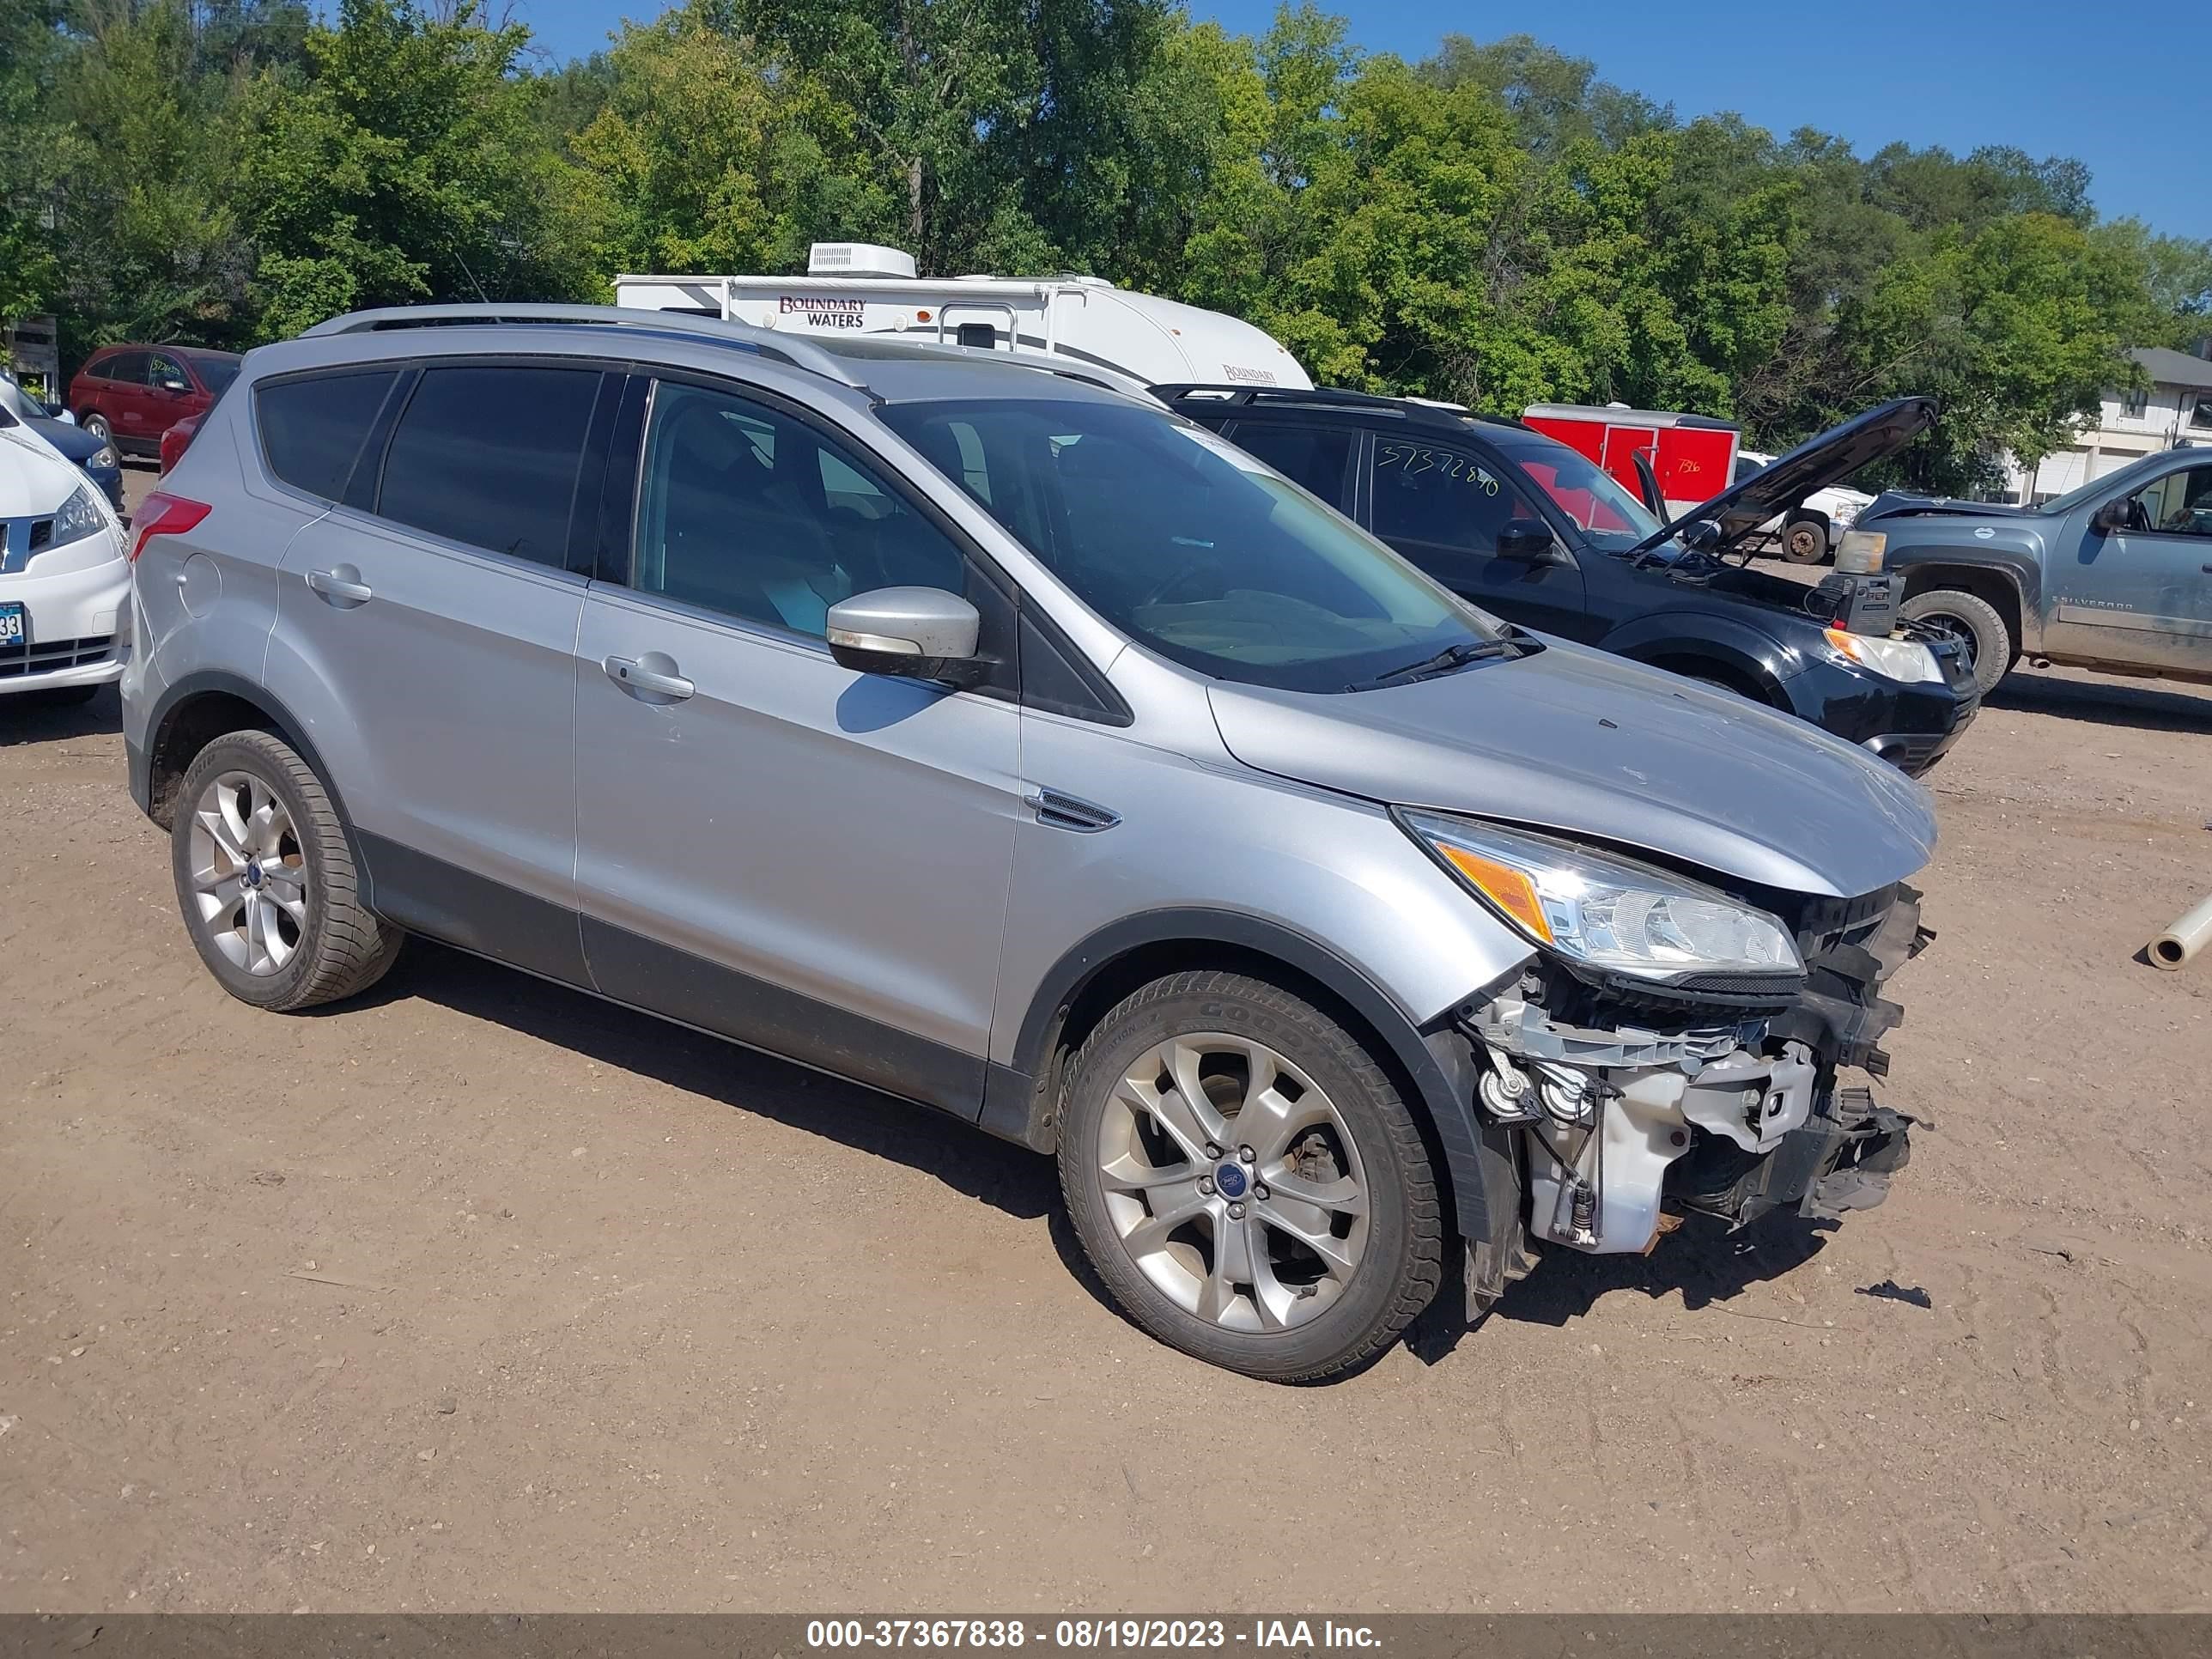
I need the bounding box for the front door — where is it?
[2046,458,2212,676]
[1365,433,1589,637]
[267,360,611,983]
[572,376,1023,1114]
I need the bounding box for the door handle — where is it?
[602,653,695,702]
[305,565,372,605]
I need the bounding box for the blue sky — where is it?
[508,0,2212,240]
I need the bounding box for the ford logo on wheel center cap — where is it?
[1214,1162,1249,1200]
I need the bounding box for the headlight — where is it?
[1400,811,1802,982]
[1824,626,1944,684]
[90,444,118,469]
[46,483,110,551]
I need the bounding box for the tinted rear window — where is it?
[191,358,240,395]
[376,366,601,568]
[103,351,149,385]
[258,370,400,501]
[1223,421,1355,507]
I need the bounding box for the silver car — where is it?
[121,306,1937,1382]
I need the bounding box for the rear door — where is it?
[1600,422,1657,505]
[100,350,151,441]
[1364,431,1589,637]
[265,359,617,985]
[571,374,1021,1110]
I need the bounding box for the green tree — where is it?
[237,0,595,338]
[565,1,890,278]
[47,0,252,350]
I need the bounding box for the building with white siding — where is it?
[2002,344,2212,503]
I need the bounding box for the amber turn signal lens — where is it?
[1439,845,1554,943]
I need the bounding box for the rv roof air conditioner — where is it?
[807,242,919,279]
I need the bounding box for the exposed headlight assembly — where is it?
[1400,811,1802,985]
[89,444,118,469]
[47,483,111,551]
[1823,626,1944,684]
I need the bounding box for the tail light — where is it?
[129,492,211,562]
[159,415,202,476]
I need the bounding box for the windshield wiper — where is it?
[1357,638,1516,690]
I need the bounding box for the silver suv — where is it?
[122,306,1938,1382]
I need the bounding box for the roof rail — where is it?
[1152,382,1527,429]
[297,302,871,390]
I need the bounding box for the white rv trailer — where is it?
[613,242,1313,392]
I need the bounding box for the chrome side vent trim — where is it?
[1026,787,1120,834]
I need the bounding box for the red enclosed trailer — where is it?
[1522,404,1740,520]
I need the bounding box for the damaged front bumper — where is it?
[1458,882,1930,1309]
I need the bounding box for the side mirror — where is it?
[1683,520,1722,551]
[2090,498,2129,535]
[826,586,984,683]
[1495,519,1556,562]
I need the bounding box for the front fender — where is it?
[994,907,1504,1245]
[1597,610,1809,698]
[1886,544,2044,648]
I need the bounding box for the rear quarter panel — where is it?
[124,395,320,757]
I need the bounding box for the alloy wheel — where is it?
[185,770,309,976]
[1096,1032,1370,1333]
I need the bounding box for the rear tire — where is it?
[1899,588,2014,696]
[81,412,112,446]
[1057,971,1443,1382]
[1783,515,1830,564]
[170,729,403,1012]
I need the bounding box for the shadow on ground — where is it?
[357,938,1060,1224]
[1987,670,2212,736]
[0,682,119,746]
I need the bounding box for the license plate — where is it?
[0,603,23,647]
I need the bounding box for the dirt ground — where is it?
[3,467,2209,1613]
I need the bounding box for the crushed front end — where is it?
[1454,881,1929,1310]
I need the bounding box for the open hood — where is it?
[1630,397,1938,554]
[1206,641,1936,900]
[1855,489,2029,526]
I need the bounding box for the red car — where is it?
[68,343,240,459]
[158,413,203,477]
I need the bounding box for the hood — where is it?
[1856,489,2029,526]
[1632,398,1937,554]
[0,422,88,516]
[26,416,101,465]
[1206,640,1936,900]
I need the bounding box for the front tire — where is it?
[170,729,403,1012]
[1899,588,2015,696]
[1057,972,1443,1382]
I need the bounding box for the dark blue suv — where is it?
[1163,386,1978,775]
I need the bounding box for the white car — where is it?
[1734,449,1875,564]
[1,393,131,703]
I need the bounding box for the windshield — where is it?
[876,398,1504,692]
[1489,433,1669,552]
[2033,452,2179,519]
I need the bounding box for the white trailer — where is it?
[614,243,1312,392]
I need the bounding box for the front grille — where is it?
[0,635,114,679]
[1,514,58,574]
